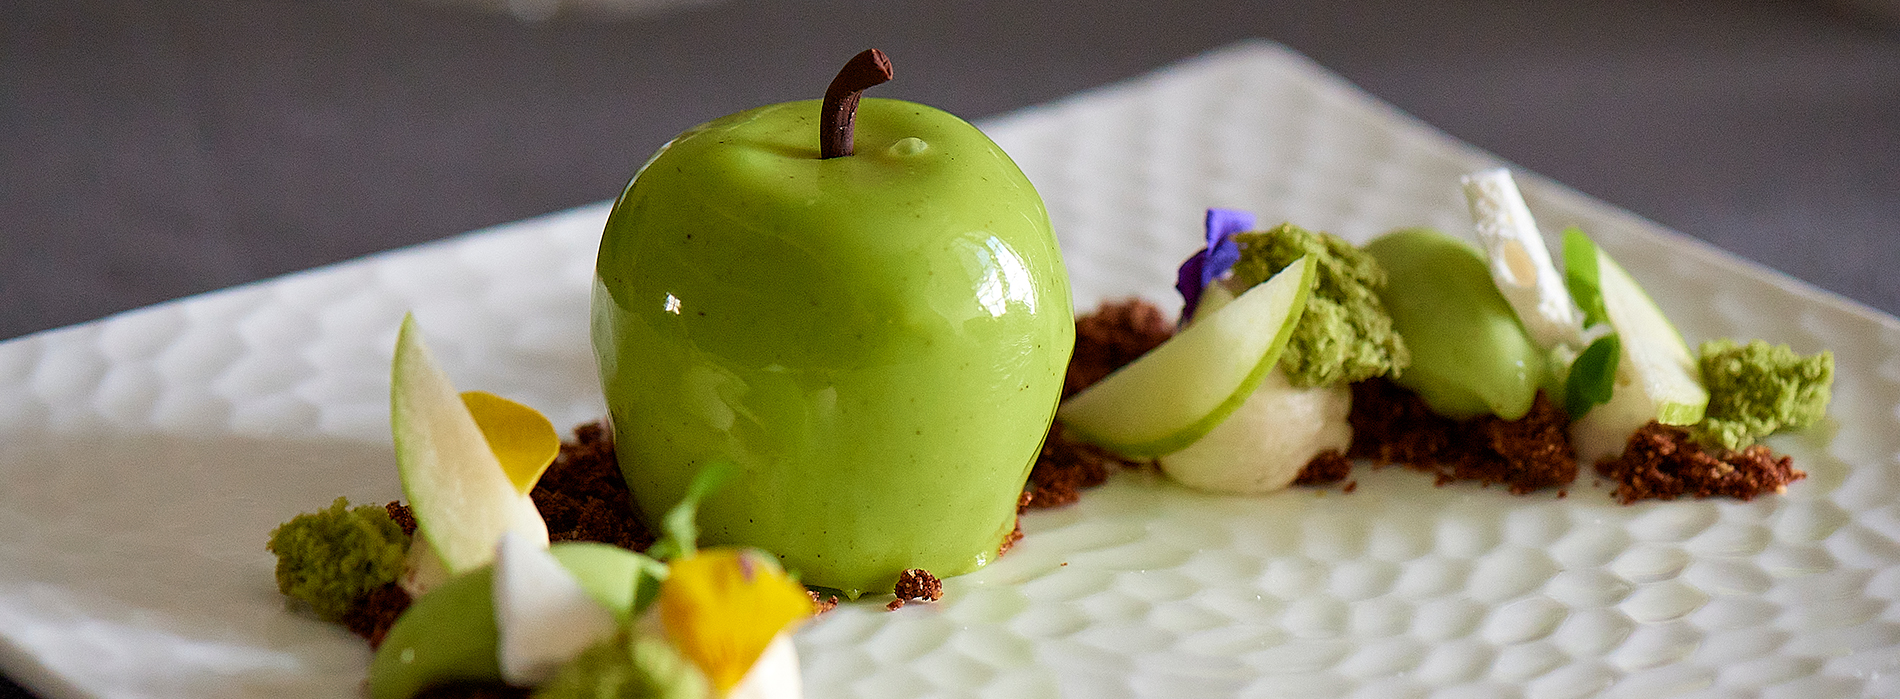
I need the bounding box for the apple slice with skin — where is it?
[392,314,550,591]
[1058,255,1314,456]
[1563,231,1709,462]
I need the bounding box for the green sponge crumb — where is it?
[1226,222,1410,387]
[534,632,708,699]
[1693,339,1834,451]
[266,496,409,622]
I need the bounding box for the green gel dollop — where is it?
[1364,229,1545,420]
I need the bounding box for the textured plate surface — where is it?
[3,41,1899,698]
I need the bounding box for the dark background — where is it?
[2,0,1897,695]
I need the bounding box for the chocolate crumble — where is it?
[386,500,417,537]
[342,582,411,648]
[1293,449,1353,486]
[888,568,943,610]
[998,516,1024,557]
[1345,378,1576,494]
[414,683,529,699]
[1064,298,1174,398]
[531,421,655,551]
[808,589,840,615]
[1595,421,1806,504]
[1025,424,1146,509]
[893,568,943,602]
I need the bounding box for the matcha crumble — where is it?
[1226,222,1410,387]
[1693,338,1834,451]
[266,496,409,622]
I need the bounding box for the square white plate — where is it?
[4,41,1898,698]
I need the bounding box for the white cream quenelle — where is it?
[1460,168,1585,350]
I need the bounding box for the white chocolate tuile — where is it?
[1461,168,1584,349]
[493,532,620,687]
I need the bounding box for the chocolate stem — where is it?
[819,49,894,159]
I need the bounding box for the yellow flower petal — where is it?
[659,548,813,692]
[460,390,560,495]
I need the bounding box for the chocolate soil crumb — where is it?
[1025,424,1147,509]
[1064,298,1175,398]
[894,568,944,603]
[1346,378,1576,494]
[386,501,417,537]
[1293,450,1353,486]
[532,421,655,551]
[998,516,1024,557]
[342,582,411,648]
[808,589,840,615]
[1596,422,1805,504]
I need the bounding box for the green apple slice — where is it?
[1057,255,1314,456]
[1191,280,1239,323]
[1563,231,1709,462]
[392,315,549,586]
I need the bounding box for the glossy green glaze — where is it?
[1365,229,1544,420]
[593,98,1073,596]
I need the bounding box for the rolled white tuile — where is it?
[493,531,620,687]
[1461,168,1584,349]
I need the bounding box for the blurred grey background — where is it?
[0,0,1895,689]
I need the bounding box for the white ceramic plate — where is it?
[3,41,1898,699]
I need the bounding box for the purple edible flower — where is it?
[1175,208,1255,322]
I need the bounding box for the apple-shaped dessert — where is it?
[592,50,1073,596]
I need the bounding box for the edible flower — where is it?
[529,462,805,699]
[463,389,562,495]
[658,548,814,695]
[1174,208,1252,321]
